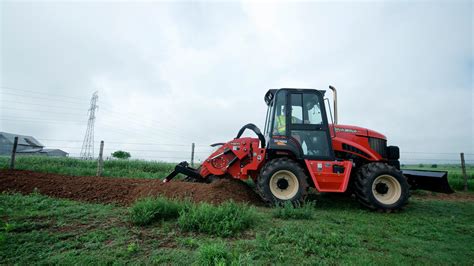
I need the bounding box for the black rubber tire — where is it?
[256,158,308,206]
[354,162,410,212]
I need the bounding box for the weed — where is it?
[177,237,200,249]
[272,201,314,220]
[126,242,139,254]
[178,201,257,237]
[3,223,15,232]
[129,197,186,226]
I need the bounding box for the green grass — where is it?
[129,197,188,225]
[1,157,474,264]
[1,192,473,265]
[178,201,258,237]
[272,201,315,220]
[0,155,177,179]
[129,198,257,238]
[197,242,231,265]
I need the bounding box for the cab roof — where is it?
[264,88,326,105]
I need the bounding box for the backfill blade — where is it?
[402,169,454,194]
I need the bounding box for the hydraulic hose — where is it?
[235,123,266,148]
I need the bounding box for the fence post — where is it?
[97,140,104,177]
[461,152,468,191]
[191,142,195,167]
[9,136,18,170]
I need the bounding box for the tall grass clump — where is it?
[178,201,257,237]
[197,242,230,265]
[272,201,315,220]
[129,197,188,226]
[197,242,251,266]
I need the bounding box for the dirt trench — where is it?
[0,170,263,206]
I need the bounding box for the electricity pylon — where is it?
[80,91,99,159]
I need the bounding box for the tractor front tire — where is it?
[354,162,410,212]
[257,158,308,205]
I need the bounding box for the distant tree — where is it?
[418,163,424,168]
[431,164,438,168]
[112,150,131,159]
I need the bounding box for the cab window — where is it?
[272,91,286,136]
[290,93,323,125]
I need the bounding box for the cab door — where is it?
[288,91,352,192]
[286,91,334,160]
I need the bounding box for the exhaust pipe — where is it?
[329,85,338,124]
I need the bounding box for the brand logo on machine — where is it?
[335,127,358,133]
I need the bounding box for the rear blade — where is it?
[402,169,454,194]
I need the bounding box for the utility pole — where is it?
[191,142,195,167]
[9,136,18,170]
[80,91,99,159]
[461,152,468,191]
[97,140,105,176]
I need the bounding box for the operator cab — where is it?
[263,89,334,160]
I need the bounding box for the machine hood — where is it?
[330,124,387,140]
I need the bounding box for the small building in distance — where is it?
[0,132,68,157]
[39,149,69,157]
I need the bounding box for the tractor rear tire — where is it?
[257,158,308,206]
[354,162,410,212]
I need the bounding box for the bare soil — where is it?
[412,191,474,202]
[0,170,263,206]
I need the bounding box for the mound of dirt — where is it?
[0,170,263,206]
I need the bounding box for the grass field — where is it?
[1,192,473,265]
[0,155,176,179]
[1,156,474,264]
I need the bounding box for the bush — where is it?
[129,197,187,225]
[178,201,256,237]
[112,150,131,159]
[431,164,438,168]
[272,201,314,220]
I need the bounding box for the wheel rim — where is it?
[372,174,402,205]
[269,170,299,200]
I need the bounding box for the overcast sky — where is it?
[0,0,472,164]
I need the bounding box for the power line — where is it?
[402,151,474,155]
[0,106,86,116]
[2,114,85,121]
[46,146,212,153]
[0,91,87,106]
[35,138,211,146]
[99,106,194,142]
[0,86,90,102]
[0,118,84,124]
[1,99,87,111]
